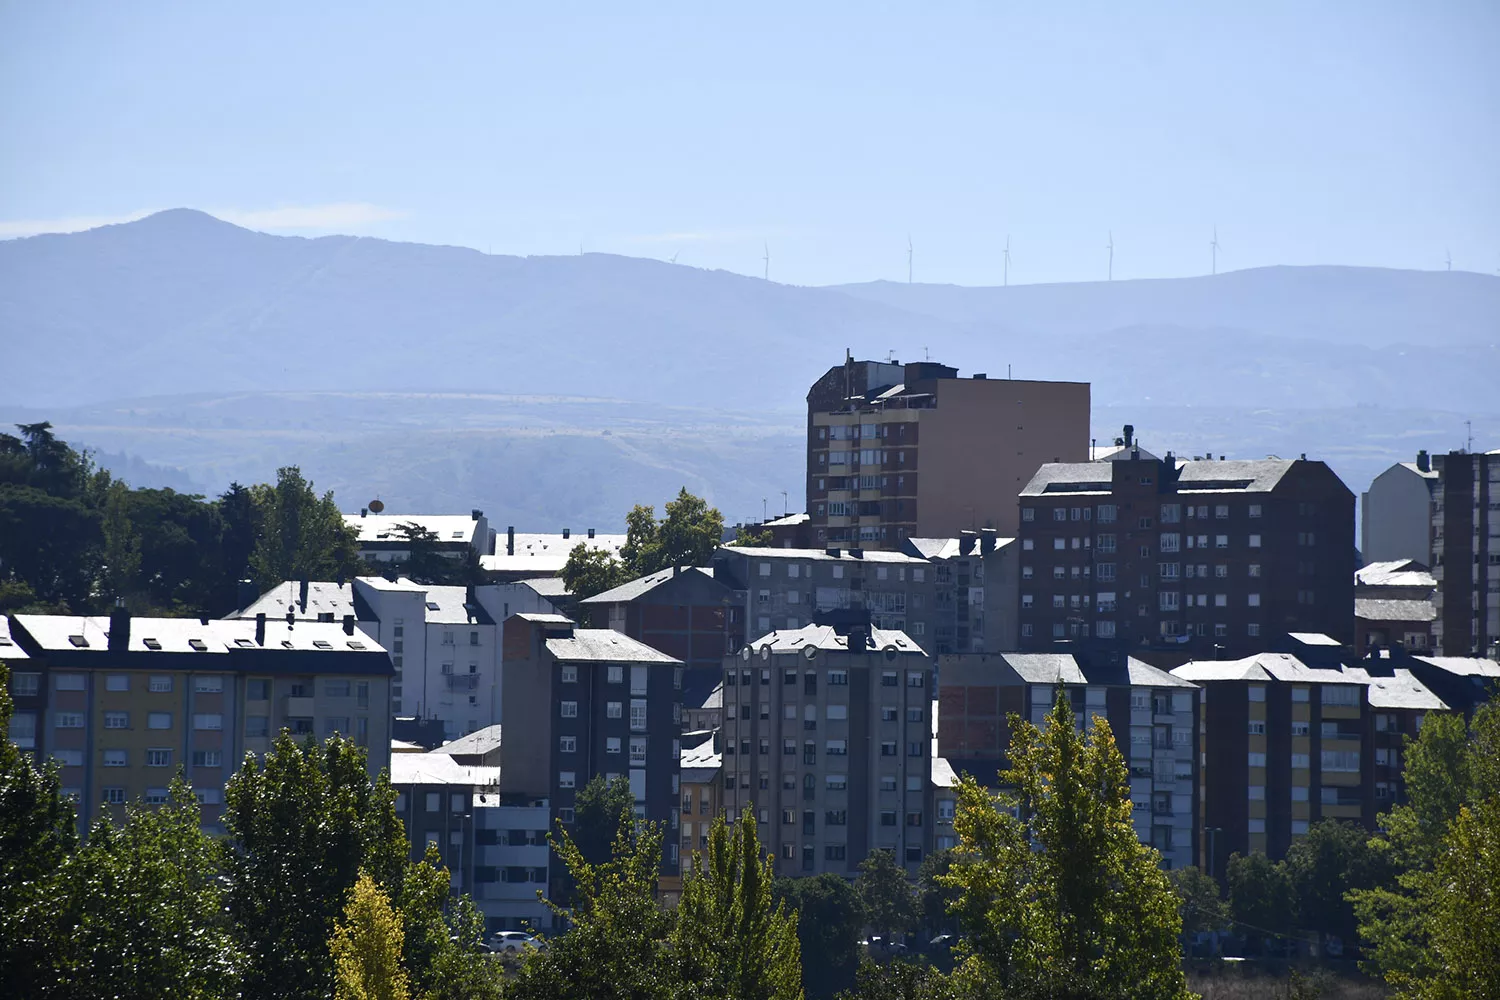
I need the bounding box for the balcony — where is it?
[444,675,480,691]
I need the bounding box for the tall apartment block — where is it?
[1017,443,1354,658]
[719,622,934,878]
[1361,451,1439,566]
[805,356,1089,548]
[1432,449,1500,657]
[1172,649,1445,872]
[498,613,686,888]
[936,651,1199,870]
[3,610,393,832]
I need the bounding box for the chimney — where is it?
[1416,449,1430,473]
[959,530,977,555]
[588,528,596,539]
[673,565,681,577]
[298,578,309,612]
[342,614,355,636]
[826,547,841,558]
[507,526,515,556]
[285,609,295,628]
[562,528,571,540]
[255,612,267,646]
[1123,424,1134,447]
[980,527,997,554]
[360,507,368,517]
[108,598,130,653]
[237,578,259,612]
[972,372,987,380]
[471,508,483,521]
[849,548,864,559]
[1300,453,1307,461]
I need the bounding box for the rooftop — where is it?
[0,616,30,660]
[904,536,1015,560]
[1172,652,1353,685]
[345,513,487,545]
[745,624,926,656]
[480,532,627,574]
[545,629,682,664]
[1021,457,1304,497]
[237,580,362,621]
[719,545,928,564]
[1346,667,1448,711]
[1412,656,1500,678]
[515,577,571,599]
[697,682,723,711]
[1356,559,1436,590]
[1355,598,1437,623]
[580,566,718,605]
[434,724,503,758]
[389,752,500,788]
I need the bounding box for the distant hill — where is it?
[3,210,1496,413]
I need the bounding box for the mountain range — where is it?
[1,210,1496,529]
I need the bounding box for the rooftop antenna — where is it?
[1003,234,1011,287]
[1210,226,1220,275]
[762,497,768,521]
[780,490,789,516]
[1107,231,1114,281]
[924,345,930,361]
[763,241,770,281]
[1467,419,1474,453]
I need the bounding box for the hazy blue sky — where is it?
[1,2,1495,285]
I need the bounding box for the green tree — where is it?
[673,811,802,1000]
[618,488,726,577]
[394,842,502,1000]
[729,523,773,547]
[1284,819,1389,947]
[391,522,445,584]
[857,848,917,944]
[249,466,362,589]
[224,732,407,1000]
[840,959,959,1000]
[218,481,259,608]
[0,663,78,995]
[1169,865,1229,940]
[332,872,411,1000]
[942,692,1193,1000]
[1352,704,1500,984]
[916,848,961,937]
[99,480,142,602]
[508,816,674,1000]
[573,774,638,867]
[561,543,629,603]
[54,776,238,999]
[775,874,865,1000]
[1226,852,1296,955]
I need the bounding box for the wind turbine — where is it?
[669,251,679,265]
[1107,231,1114,281]
[763,242,770,281]
[1003,235,1011,287]
[1210,226,1220,275]
[1445,248,1452,272]
[907,234,913,284]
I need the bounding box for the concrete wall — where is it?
[1362,463,1434,566]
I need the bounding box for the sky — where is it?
[1,2,1496,286]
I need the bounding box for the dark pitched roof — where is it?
[1355,598,1437,623]
[544,629,682,664]
[1020,463,1113,496]
[0,616,29,660]
[580,566,719,605]
[1175,459,1296,493]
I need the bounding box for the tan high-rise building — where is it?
[805,356,1089,549]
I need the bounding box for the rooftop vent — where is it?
[188,638,208,652]
[313,640,332,650]
[68,634,88,648]
[143,638,162,650]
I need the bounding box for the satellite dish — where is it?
[368,499,385,513]
[803,645,818,661]
[741,646,752,662]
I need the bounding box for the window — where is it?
[1247,623,1261,637]
[1160,533,1180,553]
[324,679,351,698]
[606,737,621,754]
[149,675,173,693]
[1322,685,1359,706]
[104,711,129,729]
[630,737,647,765]
[1248,785,1266,801]
[825,775,847,790]
[146,711,171,730]
[194,675,224,693]
[607,665,623,684]
[1053,538,1066,550]
[193,713,223,731]
[607,701,622,718]
[1248,751,1267,767]
[192,750,222,768]
[10,672,40,697]
[827,669,848,686]
[826,704,847,720]
[147,748,172,767]
[561,701,578,718]
[630,700,648,730]
[1096,534,1116,554]
[48,747,80,766]
[101,787,126,805]
[1248,721,1266,735]
[103,749,127,767]
[1249,534,1262,548]
[1291,753,1310,769]
[906,672,925,688]
[1321,751,1359,773]
[55,673,85,692]
[246,679,270,701]
[103,674,129,692]
[1247,593,1261,607]
[1215,535,1228,549]
[1292,721,1309,736]
[1022,539,1034,551]
[558,771,576,789]
[1022,507,1035,522]
[560,665,578,684]
[559,735,577,753]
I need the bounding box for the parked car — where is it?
[489,930,541,954]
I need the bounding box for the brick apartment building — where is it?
[3,609,393,832]
[805,355,1089,548]
[1432,449,1500,657]
[719,622,935,878]
[1016,441,1354,658]
[578,566,742,706]
[498,613,686,887]
[1172,645,1446,873]
[936,650,1199,870]
[1354,559,1437,655]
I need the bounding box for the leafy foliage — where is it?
[775,873,865,999]
[916,848,961,936]
[619,488,726,577]
[1283,820,1389,948]
[1226,851,1297,954]
[249,465,363,589]
[673,810,802,1000]
[1170,865,1229,939]
[573,773,638,867]
[942,692,1193,1000]
[561,542,629,603]
[857,848,917,942]
[331,871,411,1000]
[224,732,407,1000]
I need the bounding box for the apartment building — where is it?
[1171,651,1445,872]
[805,355,1090,548]
[1361,452,1439,566]
[719,622,935,878]
[711,545,935,650]
[236,577,557,741]
[4,609,392,832]
[685,682,723,733]
[346,509,493,562]
[1354,559,1437,655]
[498,613,685,889]
[390,750,551,932]
[1017,443,1355,658]
[659,733,724,904]
[1401,653,1500,718]
[1432,449,1500,657]
[936,651,1199,870]
[903,531,1020,654]
[580,566,742,705]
